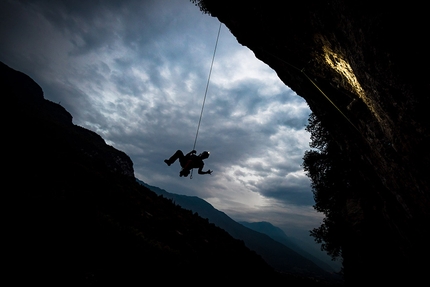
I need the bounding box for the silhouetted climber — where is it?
[164,150,213,177]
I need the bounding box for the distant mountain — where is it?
[239,221,341,274]
[139,180,336,279]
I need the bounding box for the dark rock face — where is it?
[195,0,430,285]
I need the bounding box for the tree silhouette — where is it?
[303,113,351,261]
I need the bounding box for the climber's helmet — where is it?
[200,151,210,159]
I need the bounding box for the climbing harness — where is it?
[190,22,222,179]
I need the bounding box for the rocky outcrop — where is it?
[2,61,134,178]
[194,0,430,285]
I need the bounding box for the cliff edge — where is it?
[193,1,430,285]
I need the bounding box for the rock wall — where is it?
[195,0,430,285]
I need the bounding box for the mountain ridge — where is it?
[139,180,339,278]
[239,221,341,273]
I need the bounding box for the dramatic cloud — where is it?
[1,0,327,249]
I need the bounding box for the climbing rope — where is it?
[190,22,222,179]
[262,49,359,133]
[192,22,222,151]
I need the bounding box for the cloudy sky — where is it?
[1,0,338,266]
